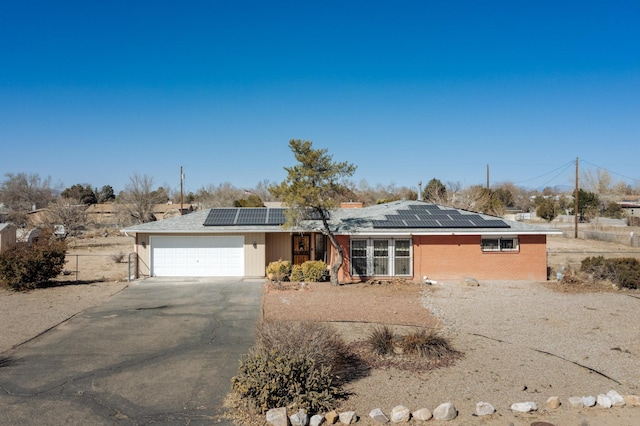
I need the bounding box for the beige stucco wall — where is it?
[265,232,291,264]
[0,225,17,253]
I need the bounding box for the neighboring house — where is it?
[0,223,17,253]
[86,203,196,225]
[121,200,561,282]
[618,200,640,218]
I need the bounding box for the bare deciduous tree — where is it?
[0,173,58,226]
[116,174,167,225]
[195,182,244,208]
[41,198,88,237]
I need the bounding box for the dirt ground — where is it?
[2,232,640,425]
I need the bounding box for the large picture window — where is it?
[481,237,519,252]
[350,238,412,277]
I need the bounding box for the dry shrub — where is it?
[255,320,353,380]
[367,325,396,356]
[399,329,455,359]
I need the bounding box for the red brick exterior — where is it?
[334,234,548,283]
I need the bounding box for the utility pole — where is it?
[486,164,490,189]
[574,157,579,238]
[180,166,184,215]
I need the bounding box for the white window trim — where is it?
[481,236,519,252]
[350,238,413,277]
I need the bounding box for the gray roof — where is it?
[122,200,560,236]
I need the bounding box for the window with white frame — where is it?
[481,236,519,252]
[350,238,412,276]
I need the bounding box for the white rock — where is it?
[339,411,357,425]
[390,405,410,423]
[310,414,324,426]
[475,401,495,416]
[290,409,309,426]
[266,407,289,426]
[433,402,457,420]
[510,402,537,413]
[597,394,612,408]
[582,396,596,407]
[568,396,584,408]
[546,396,560,410]
[607,390,625,407]
[411,408,432,421]
[369,408,389,423]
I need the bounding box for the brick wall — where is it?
[334,234,548,283]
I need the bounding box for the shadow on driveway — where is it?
[0,278,263,425]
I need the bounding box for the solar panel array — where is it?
[372,204,510,229]
[204,208,286,226]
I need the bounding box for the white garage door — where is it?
[151,236,244,277]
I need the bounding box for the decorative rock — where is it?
[461,277,480,286]
[597,394,612,408]
[291,409,309,426]
[475,401,495,416]
[338,411,357,424]
[411,408,432,421]
[623,394,640,406]
[390,405,410,423]
[606,390,625,407]
[369,408,389,423]
[325,411,339,424]
[582,396,596,407]
[510,402,537,413]
[433,402,458,420]
[546,396,561,410]
[568,397,584,408]
[310,414,324,426]
[266,407,289,426]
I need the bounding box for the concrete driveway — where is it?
[0,277,263,425]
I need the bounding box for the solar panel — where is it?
[203,209,238,226]
[266,208,286,225]
[236,209,267,225]
[204,208,288,226]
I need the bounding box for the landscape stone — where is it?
[510,402,537,413]
[433,402,457,420]
[597,394,612,408]
[623,395,640,406]
[325,411,339,424]
[546,396,561,410]
[461,277,480,286]
[582,396,596,407]
[606,390,625,407]
[338,411,357,424]
[310,414,324,426]
[368,408,389,423]
[291,409,309,426]
[568,397,584,408]
[475,401,495,416]
[390,405,410,423]
[266,407,289,426]
[411,408,432,421]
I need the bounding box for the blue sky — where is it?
[1,1,638,196]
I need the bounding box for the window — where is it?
[481,237,519,252]
[350,238,412,276]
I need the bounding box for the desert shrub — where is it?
[399,329,455,359]
[367,325,396,356]
[255,320,352,379]
[232,347,340,414]
[110,252,125,263]
[581,256,640,289]
[0,230,68,291]
[301,260,328,282]
[290,264,304,282]
[265,259,292,282]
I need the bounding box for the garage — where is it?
[150,236,244,277]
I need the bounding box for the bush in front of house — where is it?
[367,325,397,356]
[232,347,339,414]
[581,256,640,289]
[265,259,292,282]
[290,264,304,282]
[301,260,328,282]
[0,229,68,291]
[399,329,455,359]
[232,320,349,413]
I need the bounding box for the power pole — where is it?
[180,166,184,215]
[574,157,579,238]
[486,164,490,189]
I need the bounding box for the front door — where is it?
[292,234,311,265]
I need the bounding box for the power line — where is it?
[580,159,640,184]
[535,161,576,191]
[511,159,575,185]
